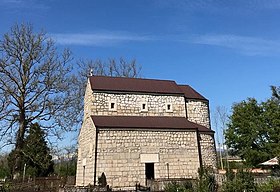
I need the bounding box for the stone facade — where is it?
[93,130,200,188]
[186,100,210,128]
[76,77,217,189]
[200,133,217,168]
[90,92,186,117]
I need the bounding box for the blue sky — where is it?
[1,0,280,148]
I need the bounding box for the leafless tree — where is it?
[0,24,82,174]
[75,57,142,114]
[214,106,229,170]
[271,86,280,100]
[213,110,223,170]
[77,57,141,79]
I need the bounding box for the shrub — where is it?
[256,179,280,192]
[222,168,257,192]
[164,166,217,192]
[164,181,194,192]
[194,166,218,192]
[98,172,107,187]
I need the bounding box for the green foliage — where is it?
[225,96,280,166]
[164,167,217,192]
[257,179,280,192]
[7,123,54,177]
[53,157,77,177]
[23,123,54,177]
[164,181,194,192]
[194,167,218,192]
[222,169,257,192]
[0,154,9,178]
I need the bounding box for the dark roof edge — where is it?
[92,89,184,96]
[96,126,214,133]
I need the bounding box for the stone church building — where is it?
[76,76,216,189]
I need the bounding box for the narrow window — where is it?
[166,103,173,112]
[142,103,146,110]
[109,100,117,111]
[140,102,148,112]
[110,102,115,109]
[167,104,171,110]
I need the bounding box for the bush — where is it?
[257,179,280,192]
[194,167,218,192]
[222,169,257,192]
[164,166,217,192]
[164,181,194,192]
[98,172,107,187]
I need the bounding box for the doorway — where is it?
[145,163,154,180]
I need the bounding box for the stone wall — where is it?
[76,81,217,188]
[96,130,200,189]
[200,133,217,170]
[186,100,210,128]
[90,92,186,117]
[76,115,96,186]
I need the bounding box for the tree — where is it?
[75,57,142,99]
[213,106,229,170]
[53,145,77,177]
[0,23,142,176]
[225,96,280,166]
[0,153,9,178]
[271,86,280,100]
[0,23,81,175]
[222,168,256,192]
[23,123,54,177]
[77,57,141,78]
[8,123,54,177]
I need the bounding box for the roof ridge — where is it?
[90,75,178,83]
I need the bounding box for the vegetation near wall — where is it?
[164,167,280,192]
[164,167,218,192]
[225,88,280,167]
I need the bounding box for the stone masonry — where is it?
[96,130,200,189]
[76,77,217,189]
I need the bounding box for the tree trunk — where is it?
[13,108,26,178]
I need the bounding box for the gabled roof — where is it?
[178,85,208,101]
[91,115,213,133]
[89,76,182,95]
[89,76,207,100]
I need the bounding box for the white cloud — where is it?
[153,0,280,12]
[51,32,153,46]
[0,0,49,10]
[190,34,280,56]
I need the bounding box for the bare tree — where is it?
[214,106,229,170]
[75,57,142,112]
[77,57,141,79]
[0,24,82,175]
[213,110,223,170]
[271,86,280,100]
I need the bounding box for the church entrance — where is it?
[145,163,154,180]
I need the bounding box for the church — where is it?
[76,76,216,189]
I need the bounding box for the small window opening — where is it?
[167,104,171,110]
[140,102,148,112]
[142,103,146,110]
[110,102,115,109]
[166,103,173,112]
[109,100,117,111]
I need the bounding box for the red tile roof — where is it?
[91,115,213,133]
[89,76,207,100]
